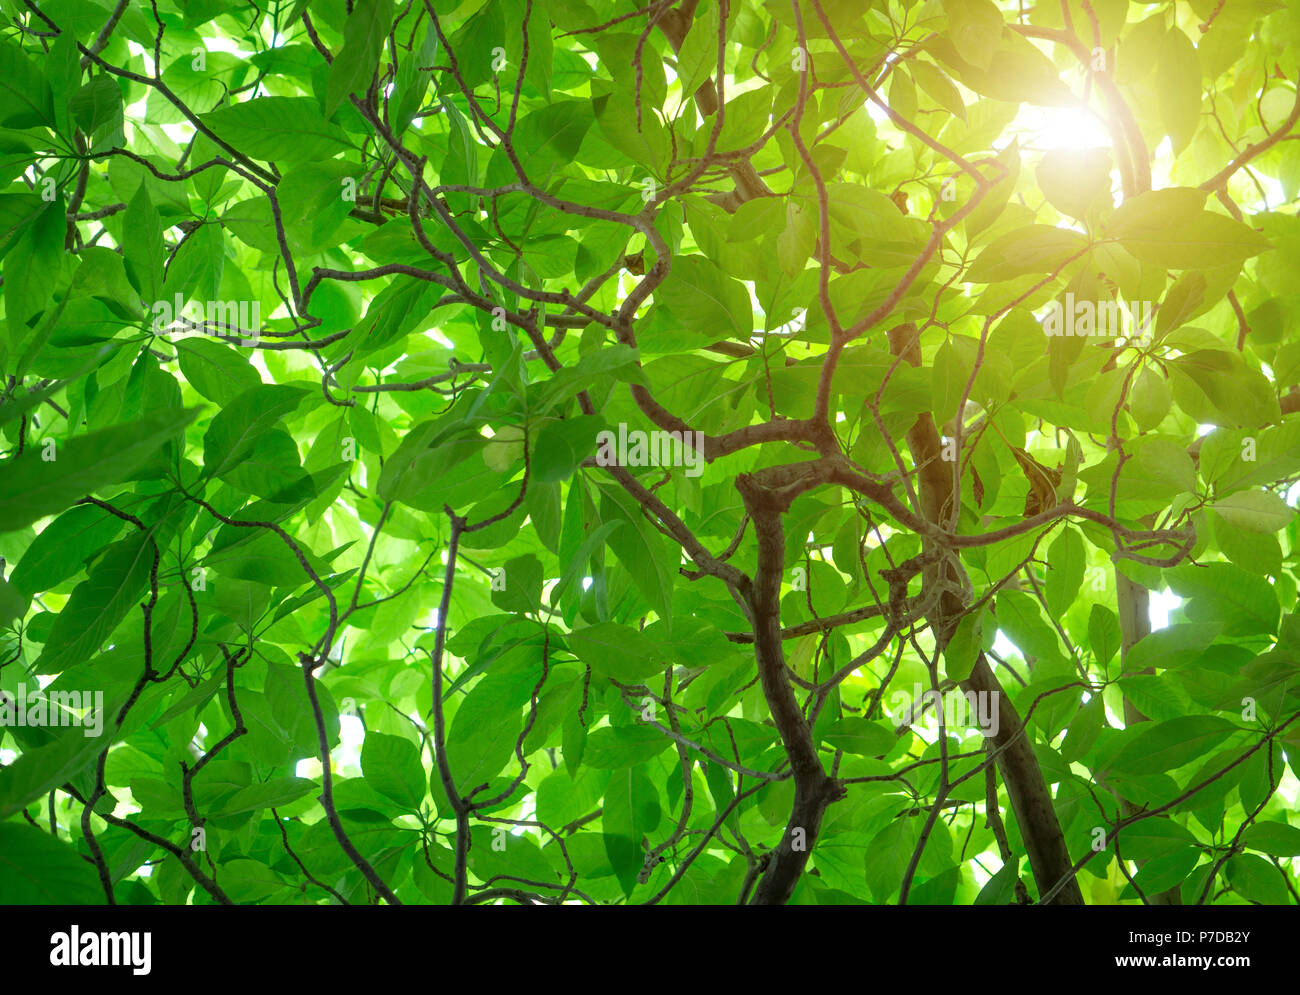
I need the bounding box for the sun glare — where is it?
[1013,103,1114,152]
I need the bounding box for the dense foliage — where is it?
[2,0,1300,906]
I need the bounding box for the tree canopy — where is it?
[2,0,1300,907]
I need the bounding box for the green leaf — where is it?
[1157,27,1201,154]
[0,577,24,628]
[584,726,672,769]
[1211,511,1283,578]
[655,255,753,341]
[350,277,441,362]
[1165,563,1279,638]
[219,776,317,816]
[1156,271,1207,338]
[564,623,667,682]
[1044,527,1085,618]
[931,336,976,425]
[203,97,351,162]
[0,39,54,128]
[1109,716,1236,775]
[910,61,965,121]
[602,763,660,894]
[1111,201,1271,269]
[594,90,669,173]
[1123,622,1223,674]
[361,732,426,811]
[1087,604,1121,668]
[0,408,198,534]
[943,0,1003,71]
[466,824,560,889]
[675,0,720,99]
[174,337,261,405]
[0,709,122,821]
[325,0,394,119]
[533,415,604,483]
[1108,187,1207,234]
[33,531,156,675]
[1133,436,1197,495]
[864,818,918,902]
[551,520,621,608]
[1118,818,1197,860]
[1128,367,1171,432]
[966,225,1088,283]
[491,101,593,181]
[445,669,533,789]
[121,182,164,303]
[973,862,1020,905]
[928,31,1072,106]
[1210,490,1294,534]
[202,384,308,479]
[599,486,675,628]
[562,694,588,777]
[490,554,544,614]
[944,608,984,683]
[1124,847,1200,898]
[1036,148,1112,221]
[70,75,123,137]
[822,717,894,757]
[8,503,124,597]
[1170,349,1279,428]
[995,590,1065,666]
[0,823,102,903]
[1241,821,1300,858]
[5,200,63,352]
[1226,853,1290,905]
[889,65,917,123]
[603,763,660,838]
[377,412,484,506]
[393,19,438,135]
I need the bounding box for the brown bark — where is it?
[657,0,772,213]
[738,475,845,905]
[889,323,1085,905]
[1116,569,1183,904]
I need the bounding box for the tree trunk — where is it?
[740,477,846,905]
[1116,569,1182,904]
[890,324,1084,905]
